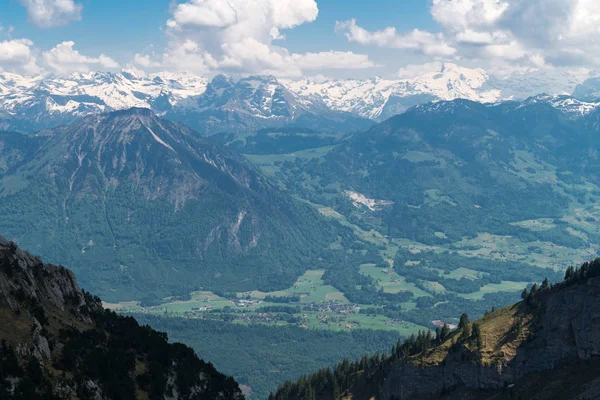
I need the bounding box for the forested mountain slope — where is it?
[0,108,338,301]
[277,98,600,244]
[0,235,243,400]
[255,97,600,312]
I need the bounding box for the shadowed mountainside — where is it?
[0,235,244,400]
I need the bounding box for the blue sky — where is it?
[2,1,437,54]
[0,0,599,79]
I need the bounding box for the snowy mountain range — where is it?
[0,63,597,133]
[283,63,502,120]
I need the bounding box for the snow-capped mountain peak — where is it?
[0,66,594,133]
[282,62,501,121]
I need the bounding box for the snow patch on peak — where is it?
[514,94,600,117]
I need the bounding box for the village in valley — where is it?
[106,268,458,336]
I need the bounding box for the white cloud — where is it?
[429,0,600,69]
[167,0,238,28]
[292,51,376,70]
[161,0,319,75]
[0,38,39,74]
[455,29,497,45]
[332,0,600,75]
[134,54,161,69]
[167,0,318,31]
[483,40,525,60]
[18,0,82,28]
[220,37,300,76]
[335,19,456,57]
[42,41,119,75]
[568,0,600,39]
[133,0,376,77]
[430,0,508,33]
[270,27,285,41]
[135,40,220,76]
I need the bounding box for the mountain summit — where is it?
[0,108,336,301]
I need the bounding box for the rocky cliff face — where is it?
[379,276,600,399]
[0,236,244,400]
[0,238,85,312]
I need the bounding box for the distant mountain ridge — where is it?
[283,63,500,121]
[0,65,591,133]
[0,71,372,134]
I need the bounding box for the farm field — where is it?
[359,264,431,297]
[238,270,350,304]
[458,281,533,300]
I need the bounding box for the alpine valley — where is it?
[3,67,600,399]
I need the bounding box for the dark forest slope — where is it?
[0,236,243,400]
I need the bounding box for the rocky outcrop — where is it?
[0,236,90,318]
[379,277,600,399]
[0,236,244,400]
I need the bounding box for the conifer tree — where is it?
[459,313,470,328]
[565,266,575,280]
[472,323,483,349]
[440,324,450,342]
[530,283,538,296]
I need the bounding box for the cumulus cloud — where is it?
[483,41,526,60]
[428,0,600,68]
[0,38,39,74]
[167,0,238,28]
[133,54,162,69]
[42,41,119,75]
[455,29,497,45]
[132,0,375,76]
[18,0,82,28]
[159,0,318,75]
[166,0,319,31]
[334,0,600,73]
[430,0,508,33]
[336,19,456,57]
